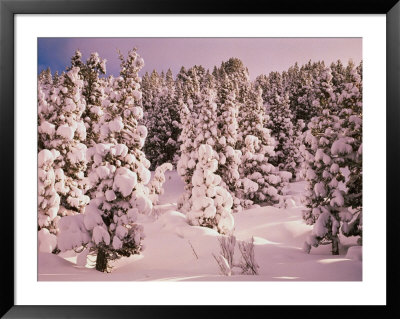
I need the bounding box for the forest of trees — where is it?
[38,48,362,271]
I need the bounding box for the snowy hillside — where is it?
[39,170,361,281]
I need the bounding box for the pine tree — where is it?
[265,92,299,178]
[337,61,363,243]
[176,65,215,212]
[38,66,89,216]
[58,49,151,272]
[69,50,107,147]
[296,62,335,123]
[175,65,205,114]
[177,86,219,212]
[330,60,346,96]
[38,149,61,253]
[238,86,284,206]
[38,67,53,89]
[300,60,363,255]
[214,72,242,211]
[176,98,197,213]
[143,69,181,169]
[148,162,173,205]
[187,144,234,234]
[301,110,346,255]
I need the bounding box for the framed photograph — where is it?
[1,0,398,317]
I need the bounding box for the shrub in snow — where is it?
[148,162,173,205]
[187,144,234,235]
[213,235,259,276]
[213,253,233,276]
[237,237,259,275]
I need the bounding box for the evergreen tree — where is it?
[301,61,363,255]
[265,92,299,178]
[38,149,61,253]
[148,162,174,205]
[337,61,363,243]
[38,67,53,89]
[69,50,107,147]
[177,86,219,212]
[58,49,151,272]
[176,98,197,213]
[301,110,346,255]
[214,72,242,211]
[143,69,181,169]
[187,144,234,234]
[238,87,284,205]
[38,66,89,216]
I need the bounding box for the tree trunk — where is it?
[331,235,339,255]
[95,248,108,272]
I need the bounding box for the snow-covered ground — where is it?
[38,170,362,281]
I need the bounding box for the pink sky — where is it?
[38,38,362,80]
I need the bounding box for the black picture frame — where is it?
[1,0,399,317]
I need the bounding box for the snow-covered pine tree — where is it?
[38,66,89,216]
[177,85,219,213]
[38,67,53,90]
[282,62,309,123]
[216,58,282,209]
[330,60,347,96]
[283,61,331,125]
[300,105,354,255]
[163,69,182,166]
[143,69,181,169]
[237,86,284,206]
[188,144,234,234]
[176,65,213,212]
[53,71,60,86]
[336,61,363,243]
[265,91,299,179]
[83,142,148,272]
[175,65,206,114]
[69,50,107,147]
[305,62,337,116]
[214,72,242,211]
[256,71,284,102]
[58,49,151,272]
[299,60,364,255]
[142,70,162,169]
[301,110,343,255]
[148,162,173,205]
[176,98,197,213]
[38,149,61,253]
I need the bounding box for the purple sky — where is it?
[38,38,362,80]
